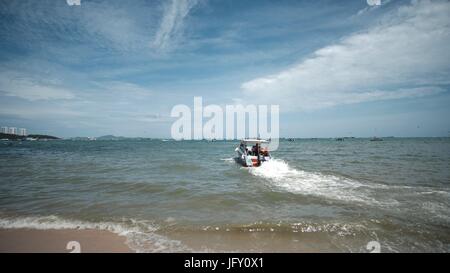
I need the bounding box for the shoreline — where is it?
[0,228,133,253]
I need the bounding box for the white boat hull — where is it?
[235,145,270,167]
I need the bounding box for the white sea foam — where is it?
[0,215,191,253]
[248,159,387,205]
[421,201,450,222]
[221,157,235,163]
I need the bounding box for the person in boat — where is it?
[260,147,269,157]
[240,143,249,155]
[252,144,260,156]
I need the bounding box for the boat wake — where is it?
[247,159,450,225]
[248,159,387,205]
[220,157,235,163]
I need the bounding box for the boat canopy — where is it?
[240,139,270,145]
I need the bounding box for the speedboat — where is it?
[235,139,271,167]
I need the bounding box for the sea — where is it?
[0,138,449,252]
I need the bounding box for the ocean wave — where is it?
[0,215,191,253]
[0,215,367,252]
[199,221,366,237]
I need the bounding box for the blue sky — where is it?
[0,0,449,138]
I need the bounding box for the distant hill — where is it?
[27,134,60,140]
[96,135,127,140]
[0,133,23,140]
[0,133,60,140]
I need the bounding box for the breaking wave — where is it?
[199,220,366,237]
[0,215,191,253]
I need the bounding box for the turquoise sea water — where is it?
[0,138,449,252]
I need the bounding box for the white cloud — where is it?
[152,0,198,52]
[241,0,450,111]
[92,81,152,97]
[0,1,157,53]
[0,105,81,120]
[66,0,81,6]
[0,77,75,101]
[356,0,392,16]
[79,2,152,52]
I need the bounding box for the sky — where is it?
[0,0,449,138]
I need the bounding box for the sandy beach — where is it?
[0,229,133,253]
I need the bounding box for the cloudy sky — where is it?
[0,0,449,138]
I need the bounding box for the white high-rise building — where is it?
[8,127,17,135]
[19,128,27,136]
[1,127,7,134]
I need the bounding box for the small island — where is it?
[0,133,60,141]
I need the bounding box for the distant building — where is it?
[19,128,27,136]
[8,127,17,135]
[1,127,7,134]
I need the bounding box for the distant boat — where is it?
[370,137,383,141]
[335,138,344,141]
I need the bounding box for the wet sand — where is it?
[166,230,347,252]
[0,229,133,253]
